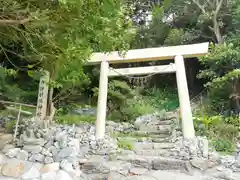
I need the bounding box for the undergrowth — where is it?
[141,87,179,111]
[108,86,178,122]
[193,114,239,153]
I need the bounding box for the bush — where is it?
[108,97,155,122]
[198,43,240,114]
[107,86,178,122]
[212,138,235,153]
[193,114,239,153]
[141,87,179,111]
[93,80,135,114]
[193,115,222,136]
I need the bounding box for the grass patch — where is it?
[55,114,96,125]
[0,109,16,116]
[117,139,134,150]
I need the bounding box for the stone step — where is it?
[139,125,172,134]
[151,137,172,143]
[134,170,201,180]
[157,120,175,125]
[133,131,171,138]
[116,155,192,173]
[152,157,192,173]
[135,149,170,156]
[133,142,174,150]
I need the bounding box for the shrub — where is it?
[212,138,235,153]
[198,43,240,114]
[193,114,239,153]
[141,87,179,111]
[93,80,135,115]
[108,97,155,122]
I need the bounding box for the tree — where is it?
[197,0,240,113]
[129,0,240,113]
[191,0,230,43]
[198,42,240,113]
[0,0,134,111]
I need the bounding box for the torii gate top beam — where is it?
[88,42,209,65]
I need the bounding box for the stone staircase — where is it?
[75,111,194,179]
[133,111,180,141]
[131,111,180,156]
[107,111,194,175]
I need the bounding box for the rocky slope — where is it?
[0,112,240,180]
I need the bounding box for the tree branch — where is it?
[212,0,224,43]
[192,0,206,14]
[215,0,223,17]
[0,18,30,26]
[206,0,215,8]
[208,25,214,32]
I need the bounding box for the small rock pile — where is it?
[106,121,134,134]
[170,136,209,160]
[0,117,118,179]
[219,143,240,172]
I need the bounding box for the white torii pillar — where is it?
[95,60,109,139]
[91,43,209,139]
[175,55,195,138]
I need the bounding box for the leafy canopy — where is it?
[0,0,134,102]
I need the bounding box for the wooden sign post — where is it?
[36,70,50,121]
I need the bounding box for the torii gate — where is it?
[88,42,209,139]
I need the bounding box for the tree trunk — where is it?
[213,17,223,43]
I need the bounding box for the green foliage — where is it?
[198,43,240,112]
[193,114,239,153]
[141,88,179,111]
[105,85,178,122]
[117,139,134,150]
[93,80,160,122]
[94,80,138,121]
[212,138,235,153]
[0,67,21,101]
[164,29,185,45]
[0,0,134,104]
[109,98,155,122]
[193,115,220,136]
[55,114,95,125]
[5,120,16,133]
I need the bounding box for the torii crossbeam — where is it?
[88,42,209,139]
